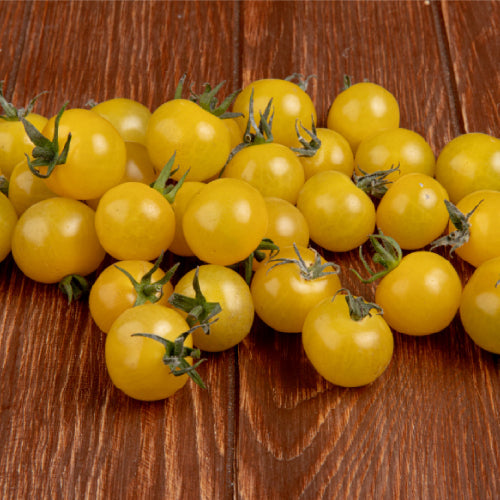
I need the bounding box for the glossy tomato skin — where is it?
[11,197,105,283]
[435,133,500,204]
[452,190,500,268]
[169,181,205,257]
[41,109,127,200]
[302,295,394,387]
[146,99,231,182]
[250,245,342,333]
[354,128,435,181]
[105,304,192,401]
[327,82,400,152]
[89,260,174,333]
[7,159,56,215]
[95,182,175,261]
[376,173,450,250]
[223,117,243,150]
[91,97,151,145]
[459,256,500,354]
[232,78,317,149]
[298,127,354,180]
[0,113,48,180]
[296,170,376,252]
[222,142,305,204]
[0,192,18,262]
[182,178,268,266]
[375,251,462,335]
[173,265,255,352]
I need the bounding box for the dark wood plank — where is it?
[237,1,500,498]
[0,2,239,499]
[440,0,500,135]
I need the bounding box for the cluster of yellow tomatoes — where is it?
[0,75,499,401]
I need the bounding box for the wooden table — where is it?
[1,1,499,498]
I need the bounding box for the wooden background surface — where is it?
[0,1,499,499]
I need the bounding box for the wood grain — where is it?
[0,1,498,499]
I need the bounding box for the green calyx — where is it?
[218,89,274,177]
[0,80,47,121]
[268,242,340,281]
[351,232,402,283]
[284,73,316,92]
[0,176,8,196]
[151,152,188,204]
[334,288,383,321]
[175,73,242,118]
[353,165,400,198]
[132,329,206,389]
[290,117,321,157]
[430,199,482,255]
[168,267,222,335]
[21,103,71,179]
[58,274,90,304]
[115,252,179,307]
[241,237,281,284]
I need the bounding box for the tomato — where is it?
[0,192,18,262]
[11,197,105,283]
[89,259,175,333]
[91,97,151,145]
[298,127,354,180]
[146,98,231,182]
[451,190,500,267]
[172,265,254,352]
[169,181,205,257]
[296,170,376,252]
[354,128,436,181]
[7,159,56,215]
[224,117,244,150]
[222,142,305,204]
[250,245,342,333]
[261,196,309,254]
[182,178,268,266]
[302,293,394,387]
[375,251,462,335]
[376,173,450,250]
[94,181,175,261]
[459,256,500,354]
[0,113,48,180]
[33,108,127,200]
[232,77,317,149]
[105,303,196,401]
[435,133,500,204]
[327,81,400,152]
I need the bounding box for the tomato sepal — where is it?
[21,103,72,178]
[353,165,400,198]
[58,274,90,304]
[334,288,383,321]
[131,329,206,389]
[351,232,402,283]
[290,118,321,157]
[0,80,47,121]
[430,199,483,255]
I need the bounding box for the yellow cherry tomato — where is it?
[11,197,105,283]
[327,81,400,152]
[222,142,305,204]
[183,178,268,266]
[173,265,254,352]
[7,159,56,215]
[354,128,436,181]
[0,192,18,262]
[232,77,317,149]
[91,97,151,145]
[105,304,194,401]
[146,99,231,181]
[376,173,450,250]
[89,260,174,333]
[435,133,500,204]
[298,127,354,180]
[459,256,500,354]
